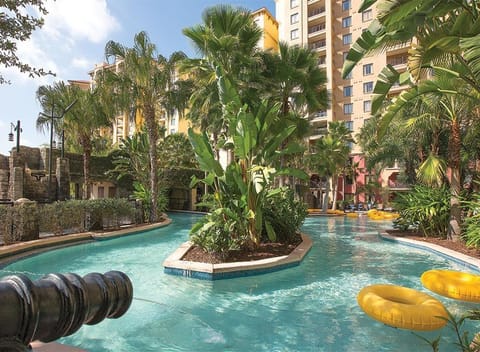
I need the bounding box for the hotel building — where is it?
[275,0,410,205]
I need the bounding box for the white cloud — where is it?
[71,57,93,70]
[42,0,120,44]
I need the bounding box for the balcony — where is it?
[308,7,326,19]
[388,181,411,191]
[308,23,326,39]
[310,126,328,136]
[309,40,326,52]
[309,110,327,122]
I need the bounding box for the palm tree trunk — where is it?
[447,119,462,241]
[144,106,159,223]
[82,137,92,200]
[332,174,338,210]
[322,177,330,212]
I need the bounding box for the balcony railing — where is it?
[308,23,326,34]
[309,40,326,50]
[309,7,325,18]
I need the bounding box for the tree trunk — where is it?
[322,177,330,212]
[82,137,92,200]
[144,106,159,223]
[331,174,338,210]
[447,119,462,241]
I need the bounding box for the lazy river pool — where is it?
[1,213,479,351]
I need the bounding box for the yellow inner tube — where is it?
[421,269,480,303]
[357,284,448,331]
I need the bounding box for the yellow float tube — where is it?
[357,284,448,331]
[421,269,480,303]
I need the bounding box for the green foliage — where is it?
[133,182,167,223]
[462,191,480,248]
[190,207,248,258]
[393,185,450,237]
[0,0,54,84]
[189,70,308,253]
[416,309,480,352]
[263,188,307,243]
[37,199,136,233]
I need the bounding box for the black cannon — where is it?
[0,270,133,351]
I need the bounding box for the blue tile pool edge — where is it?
[163,233,313,281]
[164,261,301,280]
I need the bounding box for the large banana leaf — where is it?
[461,35,480,91]
[372,65,411,113]
[378,79,461,139]
[342,20,384,79]
[188,128,224,177]
[233,108,258,160]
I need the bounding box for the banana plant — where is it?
[189,67,308,249]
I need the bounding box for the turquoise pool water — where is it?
[1,213,479,352]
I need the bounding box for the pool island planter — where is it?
[163,233,313,280]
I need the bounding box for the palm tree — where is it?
[102,31,172,222]
[261,42,328,118]
[377,68,479,240]
[308,121,353,211]
[343,0,480,240]
[182,5,262,155]
[36,81,112,199]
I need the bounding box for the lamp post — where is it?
[39,100,77,201]
[8,120,22,153]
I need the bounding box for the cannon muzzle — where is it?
[0,270,133,351]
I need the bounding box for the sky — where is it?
[0,0,275,155]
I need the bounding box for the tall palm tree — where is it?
[102,31,172,222]
[377,67,479,240]
[343,0,480,240]
[308,121,353,211]
[261,42,328,118]
[182,5,262,154]
[36,81,112,199]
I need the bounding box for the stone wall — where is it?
[0,146,124,202]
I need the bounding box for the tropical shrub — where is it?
[188,71,307,254]
[263,187,307,243]
[38,199,136,233]
[462,191,480,248]
[190,207,249,259]
[393,185,450,237]
[132,182,167,223]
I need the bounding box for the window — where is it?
[343,85,353,97]
[343,33,352,45]
[290,0,298,8]
[363,63,373,75]
[364,100,372,112]
[290,13,299,24]
[362,9,373,22]
[108,186,116,198]
[98,186,104,199]
[345,121,353,131]
[342,0,351,11]
[342,16,352,28]
[290,29,299,40]
[344,103,353,114]
[363,81,374,93]
[344,71,353,79]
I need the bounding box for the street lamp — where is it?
[39,100,77,201]
[8,120,22,153]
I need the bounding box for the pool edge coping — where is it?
[162,233,313,280]
[0,218,172,264]
[380,233,480,271]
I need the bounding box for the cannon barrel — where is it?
[0,271,133,351]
